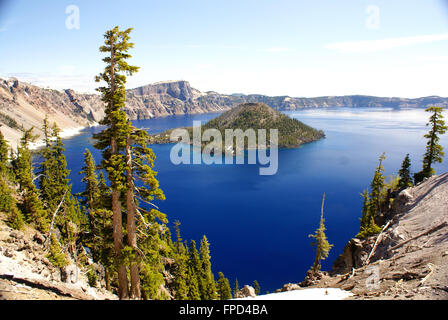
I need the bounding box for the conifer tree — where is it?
[98,171,111,209]
[47,233,69,268]
[414,106,447,183]
[13,128,47,232]
[125,127,166,299]
[78,149,100,212]
[370,152,386,215]
[0,130,10,178]
[89,208,114,290]
[0,177,24,230]
[39,123,84,258]
[0,130,23,229]
[253,280,260,296]
[172,221,188,300]
[356,153,386,239]
[188,240,201,276]
[216,272,232,300]
[398,154,413,190]
[186,265,201,300]
[199,235,218,300]
[357,189,380,238]
[233,278,239,297]
[93,26,139,299]
[309,193,333,274]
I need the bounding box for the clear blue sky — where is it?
[1,0,448,97]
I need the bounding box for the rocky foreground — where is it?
[297,173,448,300]
[0,212,116,300]
[0,174,447,300]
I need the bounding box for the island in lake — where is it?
[149,102,325,153]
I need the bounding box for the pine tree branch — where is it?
[135,194,159,210]
[135,207,152,229]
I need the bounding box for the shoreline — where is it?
[28,125,93,151]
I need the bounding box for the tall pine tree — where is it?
[172,221,188,300]
[93,26,139,299]
[199,235,218,300]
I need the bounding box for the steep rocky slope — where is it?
[0,212,117,300]
[299,173,448,300]
[0,78,103,149]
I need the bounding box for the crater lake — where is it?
[61,107,448,292]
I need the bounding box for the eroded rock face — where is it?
[129,80,200,101]
[332,238,374,275]
[61,264,79,284]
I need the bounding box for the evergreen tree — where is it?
[172,221,188,300]
[253,280,260,296]
[309,193,333,274]
[78,149,100,211]
[13,128,47,232]
[186,265,201,300]
[98,171,111,209]
[0,130,23,229]
[125,127,166,299]
[39,123,84,259]
[0,177,24,230]
[199,235,218,300]
[357,189,380,238]
[370,152,386,216]
[93,26,139,299]
[356,153,386,239]
[88,208,114,291]
[414,106,447,183]
[186,239,204,299]
[0,130,10,178]
[216,272,232,300]
[47,233,69,268]
[233,278,239,297]
[398,154,413,189]
[188,240,201,277]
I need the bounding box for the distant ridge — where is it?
[1,77,447,147]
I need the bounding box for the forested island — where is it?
[150,102,325,152]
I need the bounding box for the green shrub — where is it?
[87,267,98,288]
[47,234,69,268]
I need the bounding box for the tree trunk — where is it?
[112,183,129,299]
[126,135,141,299]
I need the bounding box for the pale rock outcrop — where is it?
[234,285,256,298]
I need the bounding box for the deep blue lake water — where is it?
[62,107,448,293]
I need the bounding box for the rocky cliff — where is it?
[298,173,448,300]
[2,77,448,148]
[0,78,104,149]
